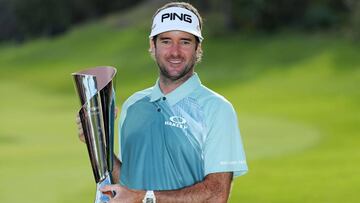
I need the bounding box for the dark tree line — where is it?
[0,0,359,42]
[191,0,350,32]
[0,0,144,42]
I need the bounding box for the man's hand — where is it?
[76,106,119,143]
[100,184,145,203]
[156,172,233,203]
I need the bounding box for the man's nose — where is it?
[169,43,180,57]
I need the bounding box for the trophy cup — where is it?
[72,66,117,203]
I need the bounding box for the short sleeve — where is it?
[203,101,248,177]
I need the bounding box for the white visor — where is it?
[149,7,203,42]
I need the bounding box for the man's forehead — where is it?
[158,31,196,40]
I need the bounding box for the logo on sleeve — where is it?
[165,116,188,129]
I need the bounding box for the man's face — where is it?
[151,31,199,82]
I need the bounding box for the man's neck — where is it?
[159,73,194,95]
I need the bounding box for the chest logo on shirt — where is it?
[165,116,188,129]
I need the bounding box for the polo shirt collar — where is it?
[150,73,202,106]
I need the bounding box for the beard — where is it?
[156,55,196,82]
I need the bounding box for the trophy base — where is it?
[94,172,112,203]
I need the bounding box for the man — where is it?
[78,2,248,202]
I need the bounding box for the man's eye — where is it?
[161,40,171,44]
[181,41,191,45]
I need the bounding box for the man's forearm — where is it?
[155,172,233,203]
[111,154,121,183]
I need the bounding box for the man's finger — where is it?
[102,191,114,198]
[101,185,119,199]
[100,185,112,197]
[100,184,120,192]
[115,106,119,119]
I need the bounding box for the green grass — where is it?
[0,11,359,203]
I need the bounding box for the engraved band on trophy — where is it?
[72,66,117,203]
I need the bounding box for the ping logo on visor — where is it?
[149,7,203,42]
[161,13,192,23]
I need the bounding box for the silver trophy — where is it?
[72,66,117,203]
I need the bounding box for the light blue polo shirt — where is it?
[118,73,247,190]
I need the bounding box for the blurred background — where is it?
[0,0,359,202]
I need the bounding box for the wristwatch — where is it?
[142,190,156,203]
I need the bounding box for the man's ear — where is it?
[149,39,155,53]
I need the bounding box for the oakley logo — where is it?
[165,116,188,129]
[161,13,192,23]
